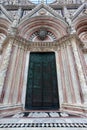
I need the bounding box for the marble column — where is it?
[22,51,30,110]
[55,51,63,108]
[0,41,12,102]
[3,45,18,104]
[71,38,87,104]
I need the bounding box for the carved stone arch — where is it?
[73,15,87,43]
[0,18,11,44]
[18,16,68,42]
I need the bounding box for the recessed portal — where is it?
[25,52,59,110]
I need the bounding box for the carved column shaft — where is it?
[71,38,87,104]
[22,51,30,109]
[0,41,12,101]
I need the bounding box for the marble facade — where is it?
[0,0,87,128]
[0,35,87,113]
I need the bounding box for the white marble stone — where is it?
[60,112,69,117]
[13,113,24,118]
[49,112,59,117]
[0,118,87,123]
[28,112,49,117]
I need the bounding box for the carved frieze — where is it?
[2,34,82,52]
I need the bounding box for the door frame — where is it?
[22,51,61,111]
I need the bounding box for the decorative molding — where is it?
[2,34,83,52]
[0,123,87,128]
[0,104,23,118]
[0,104,22,110]
[62,103,87,113]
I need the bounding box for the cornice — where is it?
[3,2,82,10]
[50,3,82,10]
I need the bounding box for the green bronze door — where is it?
[25,52,59,110]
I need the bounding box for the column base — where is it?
[0,104,23,117]
[62,103,87,114]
